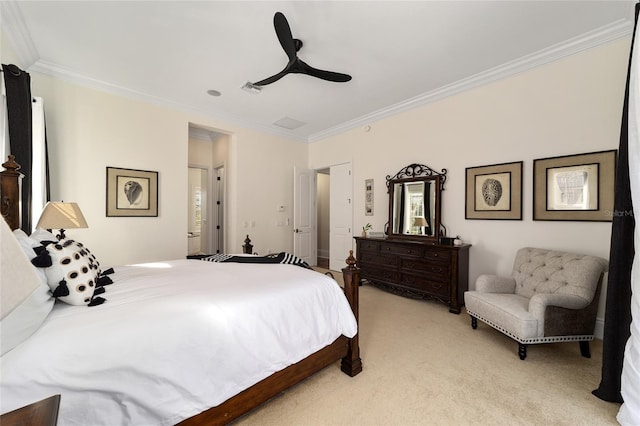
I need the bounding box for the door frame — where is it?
[213,162,226,254]
[301,160,353,270]
[188,164,212,255]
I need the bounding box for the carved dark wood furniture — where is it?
[355,237,470,313]
[355,162,471,313]
[0,155,22,231]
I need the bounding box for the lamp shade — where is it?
[36,202,88,231]
[413,216,428,227]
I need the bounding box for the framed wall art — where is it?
[106,167,158,217]
[365,178,374,216]
[533,150,616,221]
[465,161,523,220]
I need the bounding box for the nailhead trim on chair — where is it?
[466,309,594,345]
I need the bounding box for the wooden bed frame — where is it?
[1,155,362,425]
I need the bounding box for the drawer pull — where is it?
[433,253,439,257]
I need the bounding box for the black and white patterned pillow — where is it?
[31,239,113,306]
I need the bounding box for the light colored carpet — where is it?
[235,270,620,425]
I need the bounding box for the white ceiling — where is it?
[2,1,636,142]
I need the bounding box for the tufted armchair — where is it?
[464,247,608,360]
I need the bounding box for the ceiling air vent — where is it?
[273,117,306,130]
[241,82,262,94]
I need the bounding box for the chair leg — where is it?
[518,343,527,360]
[471,317,477,329]
[579,341,591,358]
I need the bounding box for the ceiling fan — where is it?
[252,12,352,87]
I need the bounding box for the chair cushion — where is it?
[512,248,607,302]
[465,291,539,339]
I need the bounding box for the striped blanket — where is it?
[199,252,311,269]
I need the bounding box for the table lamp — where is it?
[413,216,428,234]
[36,202,88,240]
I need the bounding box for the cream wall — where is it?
[310,38,631,330]
[30,75,308,265]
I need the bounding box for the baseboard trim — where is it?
[318,250,329,259]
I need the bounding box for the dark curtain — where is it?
[592,2,639,403]
[423,182,431,235]
[2,64,33,233]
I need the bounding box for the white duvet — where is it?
[0,259,357,425]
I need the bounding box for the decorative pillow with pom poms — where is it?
[31,238,113,306]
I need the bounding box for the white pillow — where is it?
[12,229,48,286]
[1,220,54,355]
[30,228,58,243]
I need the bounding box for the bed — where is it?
[0,155,362,425]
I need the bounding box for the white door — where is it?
[187,167,208,255]
[329,163,353,271]
[293,167,317,265]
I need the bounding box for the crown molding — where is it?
[0,1,39,68]
[308,18,634,143]
[28,60,307,143]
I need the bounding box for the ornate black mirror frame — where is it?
[386,163,447,243]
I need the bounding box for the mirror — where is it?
[387,164,446,242]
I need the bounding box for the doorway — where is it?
[313,163,353,271]
[188,167,208,255]
[188,125,229,255]
[316,169,330,269]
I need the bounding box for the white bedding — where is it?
[0,259,357,425]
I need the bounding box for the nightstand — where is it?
[0,395,60,426]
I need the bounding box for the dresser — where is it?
[354,237,470,314]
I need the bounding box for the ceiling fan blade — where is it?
[299,60,352,83]
[253,68,289,86]
[273,12,297,61]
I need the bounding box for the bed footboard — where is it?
[179,251,362,425]
[341,249,362,376]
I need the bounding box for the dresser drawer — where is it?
[401,274,450,299]
[379,244,424,257]
[400,258,449,282]
[359,240,381,252]
[359,253,398,268]
[423,247,451,262]
[362,267,400,283]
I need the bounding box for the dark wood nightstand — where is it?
[0,395,60,426]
